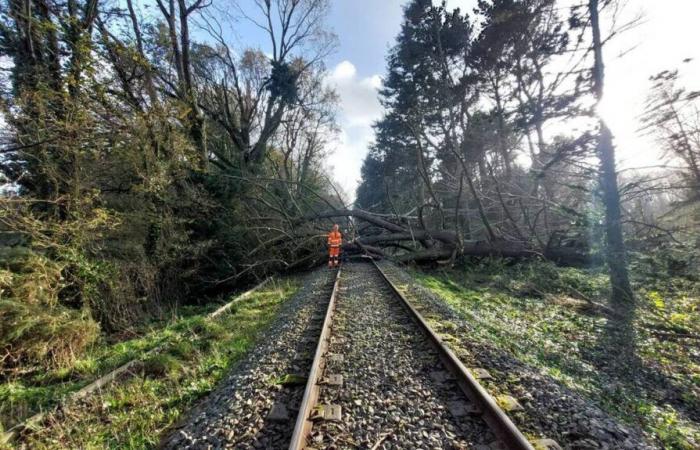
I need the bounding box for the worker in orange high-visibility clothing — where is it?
[327,224,343,268]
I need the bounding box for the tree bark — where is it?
[126,0,159,108]
[308,209,592,266]
[589,0,634,306]
[177,0,207,170]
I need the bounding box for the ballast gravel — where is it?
[311,262,492,449]
[162,260,655,450]
[377,260,658,450]
[161,267,335,450]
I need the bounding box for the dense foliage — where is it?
[0,0,340,376]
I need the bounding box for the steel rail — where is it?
[288,268,342,450]
[372,260,535,450]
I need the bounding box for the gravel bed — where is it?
[310,262,492,449]
[161,267,335,450]
[377,260,657,450]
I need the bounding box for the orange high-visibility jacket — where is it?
[327,230,342,248]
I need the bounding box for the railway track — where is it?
[288,260,547,450]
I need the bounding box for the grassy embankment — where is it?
[1,279,298,449]
[413,260,699,449]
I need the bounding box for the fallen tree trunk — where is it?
[342,239,591,265]
[297,208,595,266]
[353,231,459,246]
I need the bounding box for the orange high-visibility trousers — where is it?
[327,230,342,266]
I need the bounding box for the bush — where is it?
[631,244,700,281]
[0,299,99,374]
[0,247,63,307]
[0,247,100,375]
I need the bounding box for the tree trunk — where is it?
[589,0,634,307]
[308,209,592,266]
[589,0,639,377]
[126,0,159,108]
[177,0,207,170]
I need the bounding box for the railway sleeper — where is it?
[289,262,563,450]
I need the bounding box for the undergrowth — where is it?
[1,279,298,449]
[0,247,102,376]
[413,258,700,450]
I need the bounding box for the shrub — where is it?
[0,247,63,307]
[0,248,100,375]
[0,299,99,374]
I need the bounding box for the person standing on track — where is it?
[327,224,343,268]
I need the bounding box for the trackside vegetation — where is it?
[1,0,699,447]
[1,279,298,449]
[413,258,700,449]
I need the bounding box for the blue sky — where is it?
[227,1,471,75]
[219,1,476,197]
[325,1,406,75]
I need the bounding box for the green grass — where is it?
[411,259,700,450]
[2,279,299,449]
[1,310,200,431]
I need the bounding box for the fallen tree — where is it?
[300,208,594,266]
[224,174,597,283]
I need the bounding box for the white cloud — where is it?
[332,60,357,80]
[325,60,384,201]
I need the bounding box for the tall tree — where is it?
[351,0,595,263]
[588,0,635,306]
